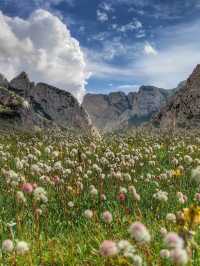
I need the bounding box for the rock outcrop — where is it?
[83,86,173,131]
[153,65,200,129]
[0,72,92,133]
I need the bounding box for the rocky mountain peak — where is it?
[83,86,174,132]
[187,64,200,88]
[153,64,200,129]
[0,72,92,133]
[10,72,34,97]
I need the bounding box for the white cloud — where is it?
[97,10,108,23]
[0,9,89,102]
[99,2,114,12]
[116,20,142,33]
[144,42,158,55]
[85,18,200,90]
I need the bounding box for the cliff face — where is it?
[0,72,92,132]
[153,65,200,129]
[83,86,173,131]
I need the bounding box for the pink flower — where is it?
[52,176,60,184]
[102,211,113,223]
[118,192,126,202]
[195,193,200,201]
[99,240,118,257]
[22,183,33,194]
[128,222,151,243]
[164,233,184,249]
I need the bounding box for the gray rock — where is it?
[0,72,92,133]
[153,65,200,129]
[83,86,174,132]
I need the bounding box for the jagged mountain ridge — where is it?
[153,65,200,129]
[0,72,92,132]
[83,86,175,131]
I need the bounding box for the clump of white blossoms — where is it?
[162,232,188,265]
[84,209,93,219]
[16,241,29,255]
[33,187,48,203]
[166,213,176,224]
[153,190,168,202]
[191,166,200,184]
[128,222,151,243]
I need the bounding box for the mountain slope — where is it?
[0,72,92,133]
[83,86,174,131]
[153,65,200,129]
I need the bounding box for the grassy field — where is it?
[0,130,200,265]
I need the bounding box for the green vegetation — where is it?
[0,131,200,265]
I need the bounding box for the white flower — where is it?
[128,222,151,243]
[33,187,48,203]
[166,213,176,223]
[84,210,93,219]
[164,233,184,249]
[170,248,188,265]
[16,241,29,255]
[160,249,170,258]
[191,166,200,184]
[68,201,74,208]
[153,190,168,202]
[132,255,143,266]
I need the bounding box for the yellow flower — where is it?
[182,205,200,226]
[172,168,181,177]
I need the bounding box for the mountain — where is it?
[0,72,92,133]
[153,65,200,129]
[82,86,174,132]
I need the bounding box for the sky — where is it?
[0,0,200,101]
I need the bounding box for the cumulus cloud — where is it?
[86,18,200,90]
[0,9,89,101]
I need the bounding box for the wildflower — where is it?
[166,213,176,223]
[153,190,168,202]
[102,211,112,223]
[132,255,143,266]
[164,233,184,249]
[184,155,193,164]
[16,241,29,255]
[117,240,132,252]
[16,191,26,204]
[170,248,188,265]
[99,240,118,257]
[2,239,14,253]
[182,205,200,226]
[22,183,33,194]
[128,222,151,243]
[191,166,200,184]
[160,249,170,258]
[68,201,74,208]
[160,227,168,237]
[194,193,200,202]
[118,192,126,202]
[33,187,48,203]
[84,210,93,219]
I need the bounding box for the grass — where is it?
[0,130,200,265]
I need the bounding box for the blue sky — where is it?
[0,0,200,99]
